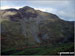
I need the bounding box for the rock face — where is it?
[0,6,74,49]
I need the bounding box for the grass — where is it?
[1,42,74,55]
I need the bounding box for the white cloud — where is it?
[55,10,75,21]
[57,10,75,18]
[35,8,46,11]
[35,8,57,13]
[1,6,21,10]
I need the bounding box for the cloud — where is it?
[58,11,75,18]
[57,10,75,21]
[1,6,21,9]
[35,8,57,13]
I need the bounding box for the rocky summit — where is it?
[0,6,74,50]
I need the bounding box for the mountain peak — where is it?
[23,6,33,9]
[19,6,34,10]
[19,6,37,18]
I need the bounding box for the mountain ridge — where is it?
[1,6,74,49]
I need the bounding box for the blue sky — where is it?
[1,0,75,21]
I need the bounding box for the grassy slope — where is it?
[1,42,74,55]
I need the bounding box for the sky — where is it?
[1,0,75,21]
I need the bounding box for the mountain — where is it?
[0,6,74,50]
